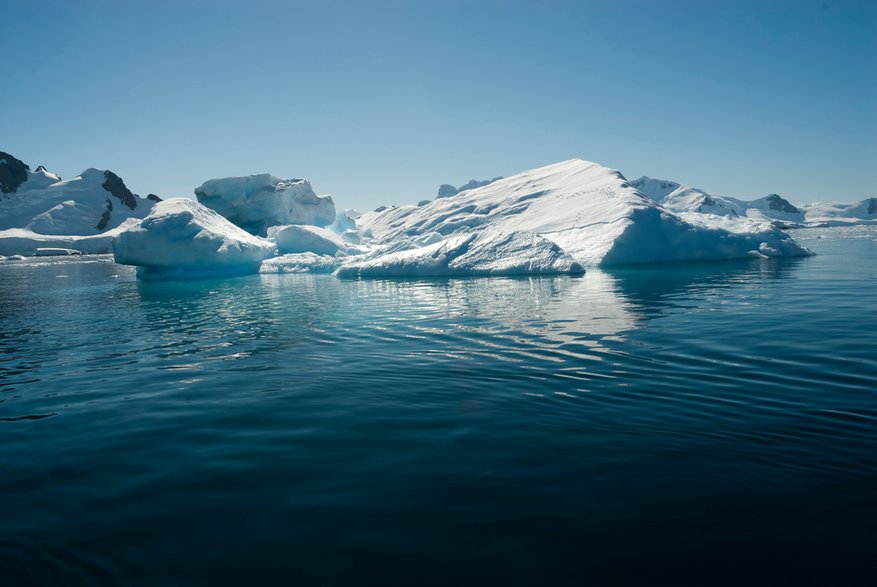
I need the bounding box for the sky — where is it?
[2,0,875,210]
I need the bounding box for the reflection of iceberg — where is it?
[120,257,805,370]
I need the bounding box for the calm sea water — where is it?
[1,226,876,585]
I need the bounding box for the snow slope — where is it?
[632,176,808,226]
[347,159,810,275]
[113,199,276,278]
[0,151,158,254]
[630,175,877,228]
[804,198,877,226]
[629,176,681,202]
[195,174,335,236]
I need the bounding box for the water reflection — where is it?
[117,258,809,355]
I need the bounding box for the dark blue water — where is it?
[2,227,876,585]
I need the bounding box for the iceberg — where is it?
[194,174,335,236]
[336,230,584,278]
[268,224,349,256]
[112,199,276,278]
[353,159,811,273]
[260,253,339,274]
[328,209,359,234]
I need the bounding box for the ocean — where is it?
[1,226,875,585]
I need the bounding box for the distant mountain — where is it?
[804,198,877,226]
[436,176,504,199]
[0,150,160,254]
[629,175,873,228]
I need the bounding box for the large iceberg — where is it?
[0,151,158,255]
[194,174,335,236]
[113,199,276,278]
[349,159,811,275]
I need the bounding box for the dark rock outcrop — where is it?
[146,193,162,202]
[766,194,799,214]
[102,171,137,210]
[95,199,113,231]
[0,151,30,194]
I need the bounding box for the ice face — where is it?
[336,230,584,278]
[268,224,348,256]
[112,198,276,278]
[194,174,336,236]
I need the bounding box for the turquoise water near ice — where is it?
[1,226,876,585]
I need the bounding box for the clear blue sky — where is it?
[2,0,875,209]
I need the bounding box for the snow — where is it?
[0,166,155,236]
[356,159,811,270]
[0,153,157,255]
[804,198,877,226]
[0,219,141,256]
[629,176,681,202]
[268,224,349,256]
[195,174,336,236]
[436,176,504,199]
[8,155,837,280]
[112,199,276,278]
[629,175,877,229]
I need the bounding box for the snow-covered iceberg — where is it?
[195,174,335,236]
[350,159,811,275]
[112,198,276,278]
[336,230,584,278]
[0,151,158,255]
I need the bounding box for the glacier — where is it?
[195,174,335,236]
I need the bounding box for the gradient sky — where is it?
[2,0,875,210]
